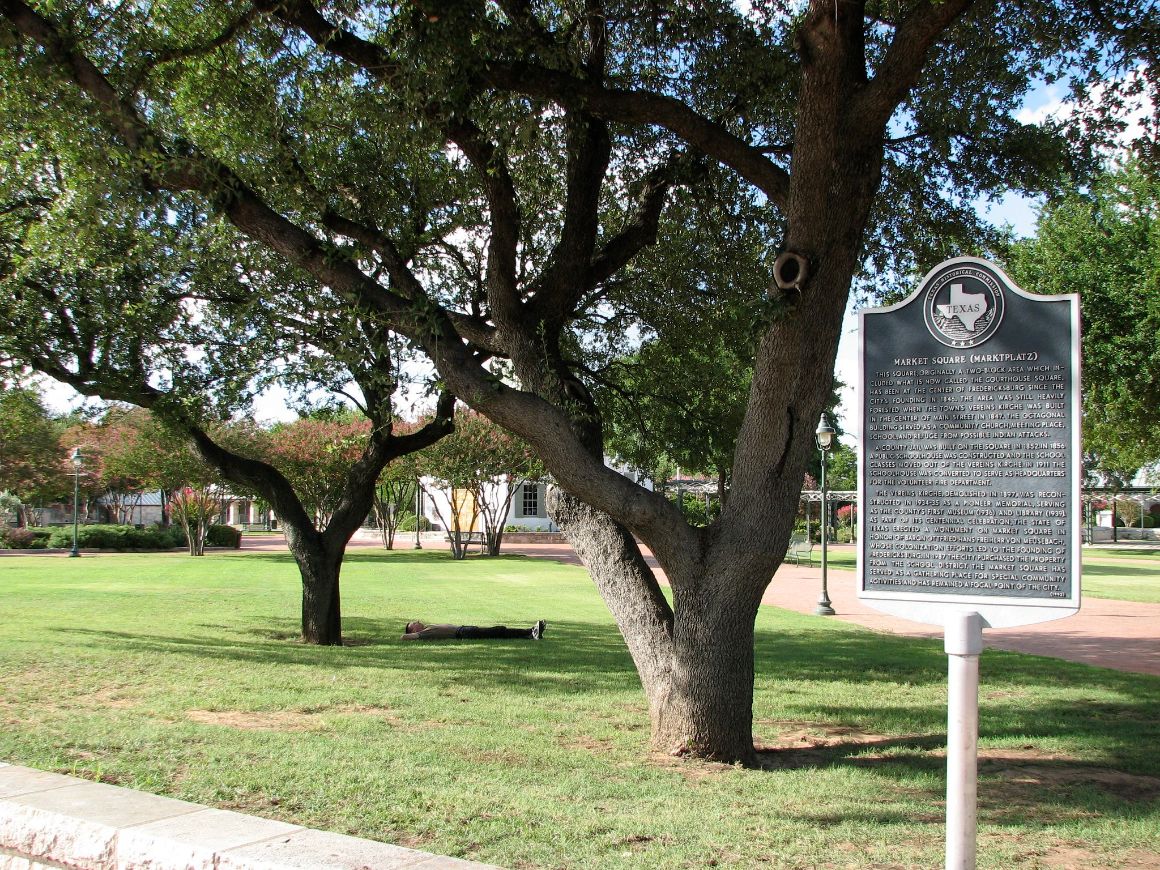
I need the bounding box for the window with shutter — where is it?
[521,483,539,518]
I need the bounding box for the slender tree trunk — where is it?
[486,526,504,557]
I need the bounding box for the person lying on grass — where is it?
[401,620,547,641]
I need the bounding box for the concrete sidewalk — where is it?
[0,762,496,870]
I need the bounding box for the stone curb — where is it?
[0,763,500,870]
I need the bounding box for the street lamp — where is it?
[69,447,83,558]
[814,415,836,615]
[414,483,423,550]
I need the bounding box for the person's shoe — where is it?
[532,620,547,640]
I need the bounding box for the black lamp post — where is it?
[69,447,83,558]
[414,483,423,550]
[815,416,836,615]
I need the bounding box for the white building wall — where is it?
[506,481,553,531]
[418,479,555,532]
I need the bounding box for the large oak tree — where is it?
[1,0,1153,764]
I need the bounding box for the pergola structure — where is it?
[1082,486,1160,542]
[800,489,858,542]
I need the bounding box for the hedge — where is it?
[205,524,242,548]
[0,527,52,549]
[0,523,242,551]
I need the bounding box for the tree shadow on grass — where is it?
[50,600,1160,753]
[757,727,1160,833]
[214,550,561,567]
[1083,561,1160,578]
[56,617,1160,753]
[754,626,947,687]
[754,625,1160,769]
[51,619,646,696]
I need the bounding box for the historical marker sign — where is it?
[858,257,1081,628]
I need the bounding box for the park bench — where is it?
[785,535,814,566]
[445,531,487,553]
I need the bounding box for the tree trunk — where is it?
[181,402,461,646]
[653,589,762,765]
[551,490,769,764]
[285,526,344,645]
[450,530,468,560]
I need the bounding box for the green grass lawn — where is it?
[1080,552,1160,603]
[822,545,1160,603]
[1084,547,1160,560]
[1,550,1158,869]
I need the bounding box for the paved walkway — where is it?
[493,541,1160,677]
[0,762,494,870]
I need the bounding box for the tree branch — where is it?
[0,0,152,153]
[133,8,259,84]
[252,0,527,332]
[443,117,522,319]
[320,211,425,300]
[586,154,688,290]
[527,110,612,325]
[481,62,791,209]
[857,0,976,129]
[249,0,403,84]
[387,389,456,458]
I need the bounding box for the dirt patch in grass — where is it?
[759,719,898,750]
[188,710,324,731]
[980,754,1160,802]
[568,734,618,755]
[186,704,413,732]
[395,831,440,850]
[988,839,1160,869]
[1037,846,1160,869]
[755,720,941,769]
[649,752,739,781]
[755,722,1160,807]
[79,686,140,709]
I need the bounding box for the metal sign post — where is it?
[858,257,1081,869]
[944,611,983,870]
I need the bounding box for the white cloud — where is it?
[1017,65,1155,156]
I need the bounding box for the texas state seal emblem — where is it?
[922,263,1006,348]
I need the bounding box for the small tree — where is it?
[419,409,545,558]
[264,412,373,528]
[170,485,219,556]
[0,383,69,524]
[372,448,420,549]
[64,407,156,524]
